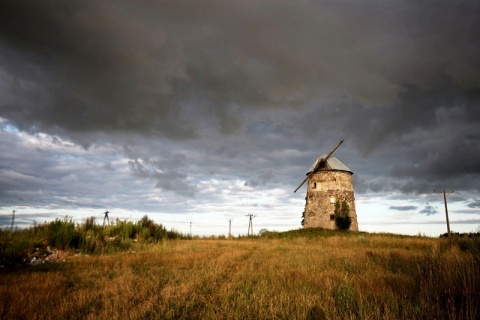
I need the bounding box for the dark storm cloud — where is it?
[352,176,386,194]
[1,1,479,143]
[347,79,480,155]
[0,0,479,220]
[0,1,194,139]
[387,128,480,193]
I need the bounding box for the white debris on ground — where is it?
[28,246,68,265]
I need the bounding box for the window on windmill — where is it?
[329,195,336,204]
[330,214,335,221]
[313,182,317,189]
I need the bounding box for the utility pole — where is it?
[190,221,192,237]
[246,214,256,236]
[227,219,233,238]
[434,190,453,237]
[11,210,16,232]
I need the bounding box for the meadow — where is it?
[1,221,480,319]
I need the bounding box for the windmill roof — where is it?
[308,155,353,174]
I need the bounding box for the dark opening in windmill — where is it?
[295,140,358,231]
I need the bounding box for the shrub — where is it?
[335,200,352,230]
[84,216,96,231]
[46,217,79,249]
[138,215,168,241]
[2,214,185,261]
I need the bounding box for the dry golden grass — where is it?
[1,234,479,319]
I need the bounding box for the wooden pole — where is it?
[434,190,453,237]
[443,191,451,236]
[11,210,16,232]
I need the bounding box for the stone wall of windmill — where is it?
[303,170,359,231]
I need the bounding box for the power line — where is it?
[434,190,453,237]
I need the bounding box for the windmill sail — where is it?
[294,139,344,193]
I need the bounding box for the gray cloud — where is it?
[468,201,480,208]
[244,171,274,188]
[419,205,438,216]
[127,156,195,196]
[389,206,417,211]
[352,176,386,194]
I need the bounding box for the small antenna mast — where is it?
[227,218,233,238]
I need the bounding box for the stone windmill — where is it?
[294,140,358,231]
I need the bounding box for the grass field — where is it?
[1,230,479,319]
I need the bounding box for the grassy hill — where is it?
[1,226,479,319]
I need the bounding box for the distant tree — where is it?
[138,215,167,241]
[139,215,154,229]
[259,228,269,236]
[334,200,352,230]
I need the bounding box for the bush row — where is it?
[0,215,187,264]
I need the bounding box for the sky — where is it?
[1,0,479,237]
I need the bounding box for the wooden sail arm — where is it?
[294,171,315,193]
[323,139,344,163]
[293,139,344,193]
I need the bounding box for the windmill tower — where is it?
[295,140,358,231]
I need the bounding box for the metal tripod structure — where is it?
[103,211,110,227]
[246,214,256,236]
